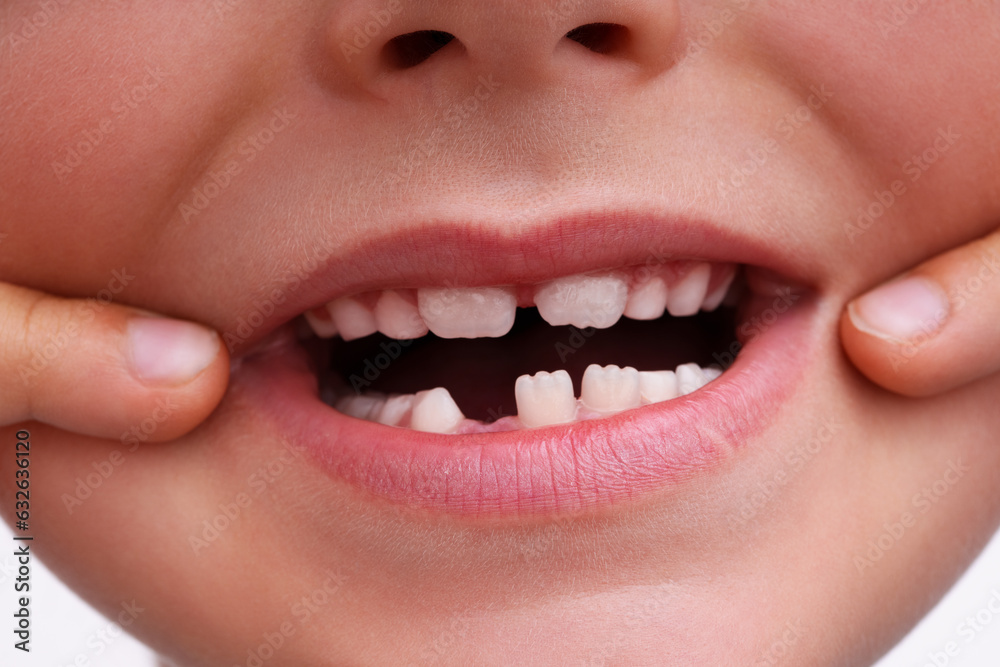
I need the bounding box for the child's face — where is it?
[3,1,1000,664]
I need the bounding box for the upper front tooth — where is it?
[534,272,628,329]
[410,387,465,434]
[638,370,679,404]
[624,276,668,320]
[375,290,428,339]
[676,363,709,395]
[304,308,339,338]
[580,364,641,414]
[666,263,712,317]
[417,286,517,339]
[701,267,737,312]
[515,370,577,428]
[328,296,378,341]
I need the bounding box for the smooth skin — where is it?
[1,1,999,665]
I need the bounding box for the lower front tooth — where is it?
[336,394,386,420]
[638,370,679,404]
[580,364,641,414]
[418,286,517,339]
[515,370,577,428]
[376,394,415,427]
[534,272,628,329]
[375,290,428,339]
[676,363,709,396]
[703,367,723,382]
[328,297,379,341]
[666,263,712,317]
[410,387,465,434]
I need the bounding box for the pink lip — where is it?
[224,211,819,516]
[225,210,815,355]
[234,290,815,516]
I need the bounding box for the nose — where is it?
[328,0,681,88]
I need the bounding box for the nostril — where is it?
[564,23,630,55]
[383,30,456,70]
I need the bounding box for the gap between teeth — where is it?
[333,362,723,435]
[304,261,738,342]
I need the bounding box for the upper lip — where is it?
[228,206,809,356]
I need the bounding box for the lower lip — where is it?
[236,297,815,517]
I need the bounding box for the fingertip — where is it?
[124,328,231,443]
[846,276,950,345]
[839,300,938,398]
[15,300,231,442]
[127,316,222,387]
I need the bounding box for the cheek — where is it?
[746,1,1000,177]
[0,4,266,292]
[734,0,1000,271]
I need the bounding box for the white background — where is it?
[1,520,999,666]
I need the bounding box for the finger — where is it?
[840,230,1000,397]
[0,282,229,440]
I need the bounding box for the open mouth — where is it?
[301,261,740,433]
[232,214,816,515]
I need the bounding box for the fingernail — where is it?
[849,276,950,342]
[128,317,220,385]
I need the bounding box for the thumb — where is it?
[0,282,229,440]
[840,229,1000,397]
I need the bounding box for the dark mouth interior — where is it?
[310,305,739,422]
